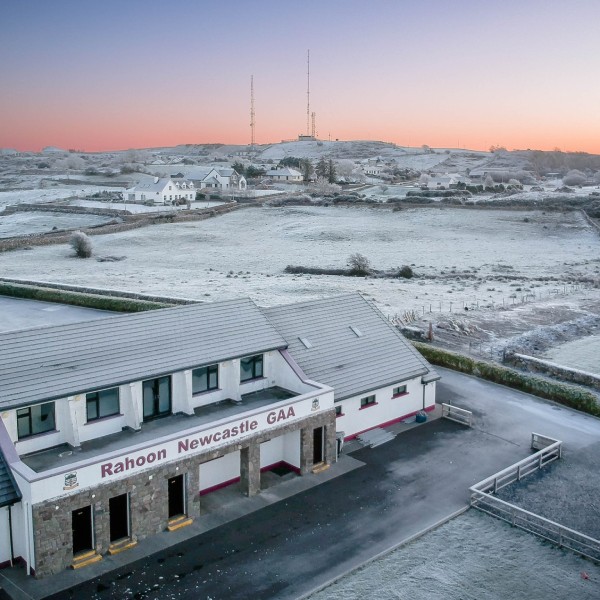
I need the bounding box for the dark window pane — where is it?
[99,388,120,418]
[17,410,30,438]
[240,358,253,381]
[158,377,171,414]
[255,356,263,378]
[142,381,155,418]
[192,367,208,394]
[86,394,98,421]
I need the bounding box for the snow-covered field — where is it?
[543,336,600,375]
[0,205,597,319]
[0,211,113,238]
[0,186,123,211]
[308,510,600,600]
[71,199,225,213]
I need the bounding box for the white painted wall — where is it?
[335,377,432,439]
[260,436,284,468]
[282,430,301,468]
[199,450,240,493]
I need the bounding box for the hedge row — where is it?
[0,282,169,313]
[413,341,600,417]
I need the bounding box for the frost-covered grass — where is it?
[308,510,600,600]
[0,205,597,319]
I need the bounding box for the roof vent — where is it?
[349,325,363,337]
[299,337,313,349]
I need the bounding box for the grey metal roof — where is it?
[0,449,21,507]
[0,298,286,410]
[264,294,439,401]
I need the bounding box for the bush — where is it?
[397,265,414,279]
[347,253,371,276]
[70,231,92,258]
[413,342,600,417]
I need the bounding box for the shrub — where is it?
[397,265,414,278]
[413,342,600,417]
[347,253,371,276]
[70,231,92,258]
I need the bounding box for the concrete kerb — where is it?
[295,505,471,600]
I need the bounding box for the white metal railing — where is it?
[441,403,472,427]
[471,437,562,495]
[470,490,600,563]
[469,434,600,563]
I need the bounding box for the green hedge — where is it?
[0,282,169,313]
[413,341,600,417]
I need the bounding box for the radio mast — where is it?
[250,75,256,147]
[306,50,310,137]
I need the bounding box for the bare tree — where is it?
[347,253,371,276]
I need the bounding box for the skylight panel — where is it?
[299,337,313,349]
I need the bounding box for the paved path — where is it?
[4,369,600,600]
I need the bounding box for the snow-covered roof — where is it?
[126,177,193,193]
[266,167,302,177]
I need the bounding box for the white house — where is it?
[364,165,383,176]
[0,293,438,578]
[265,167,303,182]
[124,177,195,205]
[144,165,247,191]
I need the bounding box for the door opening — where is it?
[72,505,93,555]
[109,493,130,542]
[168,474,185,518]
[313,426,324,464]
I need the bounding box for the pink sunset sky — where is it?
[2,0,599,153]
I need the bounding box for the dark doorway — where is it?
[72,505,93,555]
[168,474,185,518]
[313,426,324,464]
[109,493,129,542]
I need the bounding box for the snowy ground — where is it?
[0,211,113,238]
[542,336,600,375]
[71,199,225,213]
[0,205,597,310]
[307,510,600,600]
[0,186,123,211]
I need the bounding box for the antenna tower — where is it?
[311,112,316,138]
[250,75,256,146]
[306,50,310,136]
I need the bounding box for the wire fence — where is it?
[389,282,591,326]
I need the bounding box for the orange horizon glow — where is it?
[2,1,600,156]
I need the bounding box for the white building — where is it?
[0,293,438,577]
[144,166,247,191]
[124,177,195,205]
[265,167,303,182]
[364,165,383,176]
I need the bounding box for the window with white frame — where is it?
[192,364,219,394]
[392,385,408,397]
[86,387,120,422]
[17,402,56,439]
